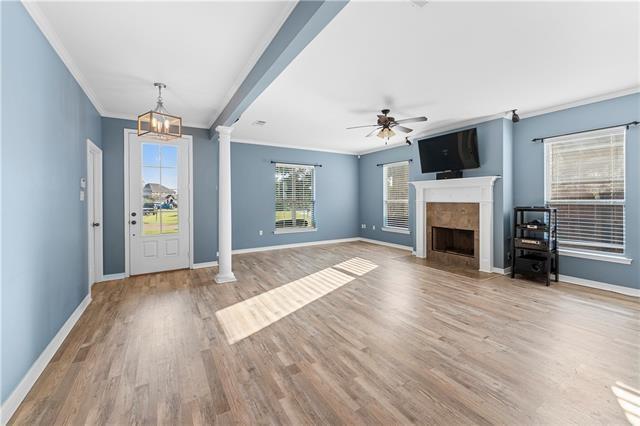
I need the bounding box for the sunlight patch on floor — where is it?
[612,381,640,425]
[333,256,379,276]
[216,258,378,344]
[216,259,379,344]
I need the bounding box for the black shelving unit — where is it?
[511,206,558,286]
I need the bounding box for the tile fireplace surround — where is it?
[410,176,501,272]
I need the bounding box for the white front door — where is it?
[127,132,191,275]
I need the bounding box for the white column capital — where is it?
[216,125,233,137]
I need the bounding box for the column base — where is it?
[215,272,237,284]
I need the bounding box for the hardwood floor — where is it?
[9,241,640,425]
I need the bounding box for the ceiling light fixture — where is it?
[511,109,520,123]
[138,82,182,140]
[377,127,396,140]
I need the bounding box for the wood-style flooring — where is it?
[9,241,640,425]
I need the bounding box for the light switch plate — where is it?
[80,190,85,201]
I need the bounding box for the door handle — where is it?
[92,222,100,227]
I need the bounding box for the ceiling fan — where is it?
[347,109,428,140]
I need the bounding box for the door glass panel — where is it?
[142,143,179,235]
[143,144,161,166]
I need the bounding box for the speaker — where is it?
[515,254,547,274]
[435,170,463,180]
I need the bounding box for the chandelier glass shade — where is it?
[137,83,182,140]
[377,127,395,139]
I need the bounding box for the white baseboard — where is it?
[358,238,413,251]
[492,266,512,275]
[192,261,218,269]
[1,294,92,424]
[559,274,639,297]
[100,273,126,282]
[232,237,360,254]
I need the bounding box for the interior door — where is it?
[87,140,103,286]
[128,133,190,275]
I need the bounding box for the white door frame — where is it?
[86,138,103,288]
[123,129,194,277]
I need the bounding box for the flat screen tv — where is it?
[417,128,480,173]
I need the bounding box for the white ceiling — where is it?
[233,1,640,154]
[26,1,295,128]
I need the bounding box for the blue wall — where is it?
[514,93,640,288]
[100,120,360,274]
[358,118,513,269]
[231,142,359,250]
[101,118,218,274]
[1,2,102,403]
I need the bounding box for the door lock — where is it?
[131,212,137,217]
[131,220,137,225]
[92,222,100,227]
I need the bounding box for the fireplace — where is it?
[426,202,479,269]
[410,176,500,272]
[432,227,475,257]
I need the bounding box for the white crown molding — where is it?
[21,1,105,116]
[231,137,358,155]
[358,87,640,156]
[1,294,92,424]
[517,86,640,120]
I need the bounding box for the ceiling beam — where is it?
[209,0,348,138]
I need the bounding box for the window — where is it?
[275,163,316,233]
[142,143,179,235]
[383,161,409,232]
[544,126,625,256]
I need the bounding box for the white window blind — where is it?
[383,161,409,230]
[544,126,625,255]
[275,163,316,231]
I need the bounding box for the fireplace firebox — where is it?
[432,227,475,257]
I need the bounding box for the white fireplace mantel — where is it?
[410,176,501,272]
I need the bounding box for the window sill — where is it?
[382,226,410,235]
[559,249,632,265]
[274,228,317,235]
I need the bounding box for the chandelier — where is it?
[137,82,182,140]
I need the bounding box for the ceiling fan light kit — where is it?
[137,82,182,140]
[347,108,428,143]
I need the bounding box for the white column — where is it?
[215,125,236,283]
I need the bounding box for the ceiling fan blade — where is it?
[346,124,379,129]
[365,127,382,137]
[394,116,428,124]
[392,125,413,133]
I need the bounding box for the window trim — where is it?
[274,162,317,233]
[559,248,632,264]
[382,161,410,231]
[382,226,410,235]
[543,126,628,261]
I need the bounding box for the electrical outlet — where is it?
[361,224,366,229]
[259,230,263,236]
[372,225,376,230]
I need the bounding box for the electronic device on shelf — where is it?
[511,206,558,286]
